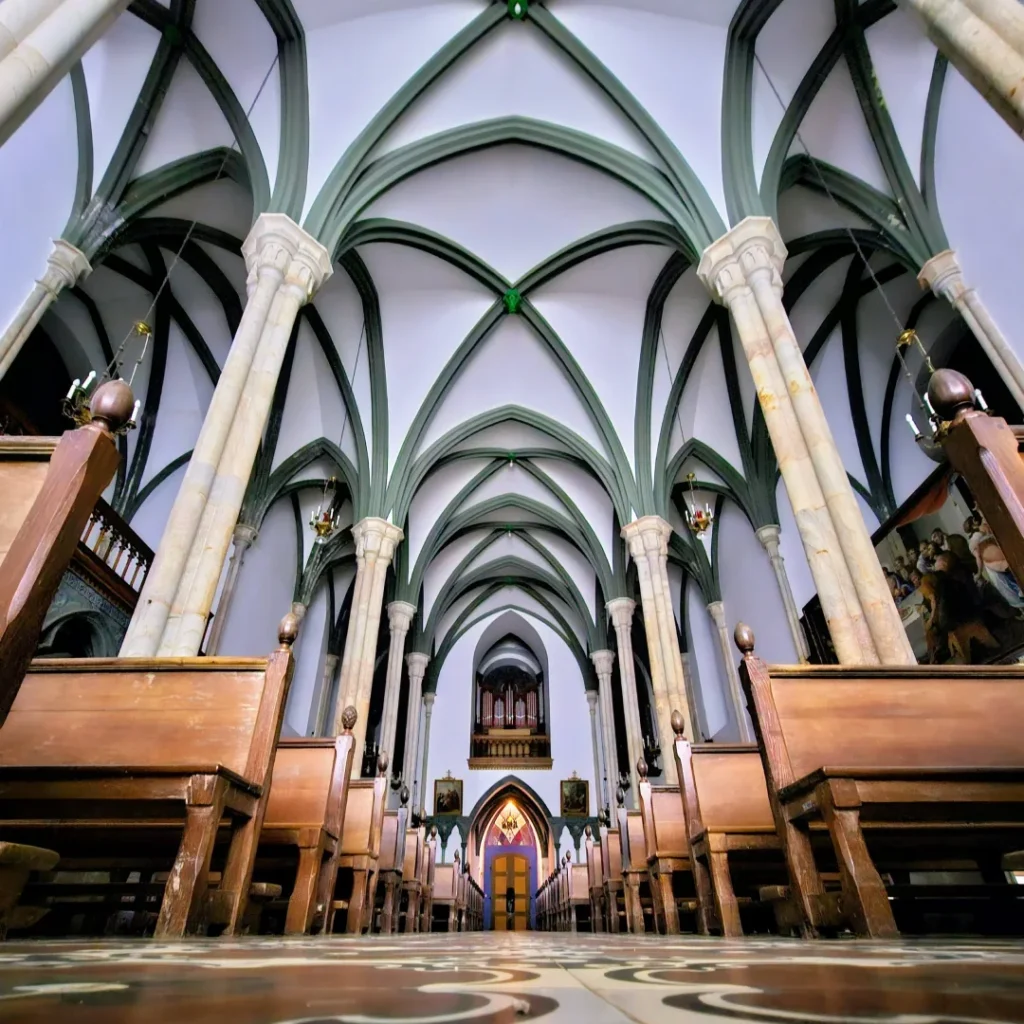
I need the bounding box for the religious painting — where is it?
[560,775,589,818]
[433,774,463,816]
[871,468,1024,666]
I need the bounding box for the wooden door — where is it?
[492,853,529,930]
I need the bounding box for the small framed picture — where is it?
[560,775,589,818]
[434,775,464,816]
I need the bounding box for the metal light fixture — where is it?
[309,476,339,539]
[683,472,714,536]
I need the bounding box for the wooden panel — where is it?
[379,812,399,870]
[771,675,1024,780]
[0,458,51,563]
[340,782,374,855]
[0,669,264,776]
[650,788,688,856]
[433,863,456,899]
[263,744,334,828]
[607,831,622,879]
[402,830,418,878]
[691,748,774,830]
[626,812,647,863]
[570,863,588,899]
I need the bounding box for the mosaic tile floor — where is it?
[0,932,1021,1022]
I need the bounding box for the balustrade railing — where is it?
[469,733,551,768]
[78,498,153,599]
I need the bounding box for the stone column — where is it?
[590,650,619,812]
[0,0,65,62]
[203,523,257,656]
[756,524,810,662]
[606,598,643,805]
[331,519,404,772]
[418,691,435,817]
[899,0,1024,138]
[402,652,429,801]
[585,691,604,814]
[158,227,333,657]
[0,0,132,148]
[122,214,323,657]
[380,600,416,767]
[699,223,878,666]
[620,516,692,782]
[705,600,753,742]
[918,249,1024,411]
[312,653,339,737]
[0,239,90,380]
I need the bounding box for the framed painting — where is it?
[560,775,589,818]
[434,775,464,816]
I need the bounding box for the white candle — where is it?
[905,413,920,436]
[129,399,141,425]
[923,392,936,417]
[974,388,989,411]
[66,378,81,400]
[82,370,96,390]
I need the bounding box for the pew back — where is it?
[689,744,773,833]
[0,439,57,564]
[340,782,376,856]
[379,812,400,871]
[762,666,1024,784]
[639,782,689,859]
[264,737,352,837]
[433,864,456,900]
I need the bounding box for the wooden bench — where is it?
[600,821,625,932]
[636,759,699,934]
[670,711,785,936]
[617,804,655,933]
[254,709,356,934]
[399,826,426,933]
[332,754,388,934]
[584,824,604,932]
[375,802,407,935]
[419,825,437,931]
[431,857,460,932]
[737,624,1024,938]
[0,614,296,937]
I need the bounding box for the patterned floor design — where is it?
[0,933,1022,1022]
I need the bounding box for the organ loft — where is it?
[0,0,1024,1020]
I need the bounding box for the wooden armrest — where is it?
[779,766,1024,803]
[0,764,261,796]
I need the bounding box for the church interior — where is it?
[2,0,1024,1019]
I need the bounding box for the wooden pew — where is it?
[399,826,425,933]
[600,821,625,932]
[670,710,785,937]
[618,804,655,934]
[636,758,699,934]
[584,824,604,932]
[431,854,460,932]
[419,826,437,932]
[375,807,404,934]
[737,624,1024,938]
[333,754,388,934]
[254,709,356,934]
[0,614,296,937]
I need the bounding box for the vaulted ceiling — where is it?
[2,0,1017,738]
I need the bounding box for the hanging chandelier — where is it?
[309,476,339,539]
[683,472,714,537]
[63,320,148,433]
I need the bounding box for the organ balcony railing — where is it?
[74,498,153,613]
[469,731,552,770]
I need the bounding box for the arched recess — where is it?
[465,776,554,864]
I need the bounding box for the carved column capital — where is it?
[242,212,333,301]
[590,648,616,677]
[918,248,965,300]
[621,515,673,560]
[586,691,599,710]
[387,600,417,633]
[406,651,430,683]
[606,597,636,630]
[351,516,404,564]
[40,239,91,295]
[755,523,781,557]
[697,215,786,305]
[422,691,436,711]
[232,522,259,549]
[706,600,726,629]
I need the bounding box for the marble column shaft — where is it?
[900,0,1024,138]
[418,691,435,817]
[312,653,340,737]
[122,214,319,657]
[699,227,878,666]
[756,524,810,662]
[334,518,404,773]
[0,0,131,148]
[380,601,416,766]
[591,650,619,812]
[740,220,914,666]
[585,691,604,813]
[0,0,65,62]
[919,249,1024,411]
[706,600,753,742]
[203,523,257,656]
[620,516,692,783]
[0,239,91,380]
[606,598,643,805]
[402,653,429,801]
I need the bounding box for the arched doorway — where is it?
[492,853,529,930]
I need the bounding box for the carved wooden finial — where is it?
[377,751,390,777]
[929,368,975,422]
[400,784,410,807]
[615,785,625,807]
[430,825,438,838]
[454,849,460,863]
[278,612,300,648]
[585,824,592,838]
[734,622,755,654]
[671,709,686,736]
[597,808,607,826]
[636,757,648,780]
[89,378,134,433]
[564,851,572,864]
[340,706,357,732]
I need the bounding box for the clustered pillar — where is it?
[755,524,810,662]
[121,213,333,659]
[698,218,915,667]
[418,691,435,817]
[585,691,604,813]
[705,601,752,742]
[590,650,618,813]
[380,601,416,772]
[606,598,643,804]
[402,653,430,808]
